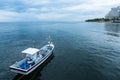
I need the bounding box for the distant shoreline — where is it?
[85,18,120,23]
[85,18,112,22]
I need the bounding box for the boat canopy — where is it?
[22,48,39,55]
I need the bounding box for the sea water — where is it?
[0,22,120,80]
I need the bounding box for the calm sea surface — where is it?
[0,22,120,80]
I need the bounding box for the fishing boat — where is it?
[9,38,54,75]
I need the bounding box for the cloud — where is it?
[0,9,71,22]
[62,0,119,12]
[36,13,71,20]
[20,0,50,6]
[0,0,119,22]
[0,10,19,22]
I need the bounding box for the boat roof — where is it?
[22,48,39,55]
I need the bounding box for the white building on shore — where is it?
[105,6,120,19]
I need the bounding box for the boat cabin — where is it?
[22,48,40,59]
[22,48,41,65]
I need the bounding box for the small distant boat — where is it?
[9,37,54,75]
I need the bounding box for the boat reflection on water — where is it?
[104,23,120,37]
[12,53,54,80]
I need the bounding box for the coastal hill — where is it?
[85,6,120,22]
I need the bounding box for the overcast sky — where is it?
[0,0,119,22]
